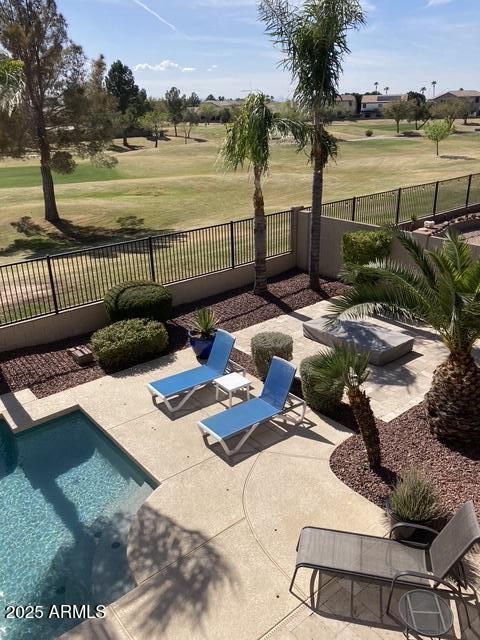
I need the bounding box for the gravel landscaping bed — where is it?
[0,269,349,399]
[330,402,480,519]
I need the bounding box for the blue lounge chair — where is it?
[198,357,306,457]
[148,329,236,413]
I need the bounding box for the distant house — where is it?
[360,94,405,117]
[431,90,480,116]
[335,94,357,116]
[196,99,244,123]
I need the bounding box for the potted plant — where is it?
[188,308,218,359]
[386,468,444,543]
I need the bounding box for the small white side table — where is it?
[213,373,252,408]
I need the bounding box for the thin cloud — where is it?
[134,60,195,72]
[207,64,219,72]
[427,0,453,5]
[131,0,176,31]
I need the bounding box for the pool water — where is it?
[0,411,155,640]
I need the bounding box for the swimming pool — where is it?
[0,411,155,640]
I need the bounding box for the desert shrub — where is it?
[342,230,392,266]
[91,318,168,371]
[251,332,293,380]
[390,468,443,525]
[402,130,422,137]
[116,215,145,230]
[365,129,374,137]
[104,281,172,322]
[300,355,344,412]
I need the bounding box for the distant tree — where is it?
[420,86,427,96]
[219,107,231,123]
[352,92,362,114]
[431,99,464,127]
[217,95,225,101]
[137,108,169,147]
[106,60,148,146]
[407,91,430,129]
[424,119,453,156]
[199,102,218,125]
[374,81,379,93]
[106,60,139,113]
[456,100,473,125]
[431,80,437,98]
[164,86,185,136]
[0,0,115,222]
[384,86,389,95]
[383,100,413,133]
[219,92,309,294]
[205,93,216,101]
[180,108,199,143]
[186,91,201,107]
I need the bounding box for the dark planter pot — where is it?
[188,330,215,360]
[385,499,437,545]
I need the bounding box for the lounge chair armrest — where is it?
[391,570,458,593]
[226,359,245,375]
[389,522,439,545]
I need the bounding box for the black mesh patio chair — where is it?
[290,501,480,611]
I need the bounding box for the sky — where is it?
[57,0,480,101]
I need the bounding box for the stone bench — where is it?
[303,319,414,366]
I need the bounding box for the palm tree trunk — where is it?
[309,109,324,291]
[253,166,267,295]
[426,352,480,444]
[347,387,382,469]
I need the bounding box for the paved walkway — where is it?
[1,338,478,639]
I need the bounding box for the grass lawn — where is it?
[0,119,479,265]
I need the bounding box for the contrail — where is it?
[132,0,176,31]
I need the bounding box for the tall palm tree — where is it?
[327,230,480,445]
[384,86,389,95]
[432,80,437,98]
[259,0,365,291]
[219,92,309,294]
[311,345,382,468]
[420,86,427,96]
[374,81,379,94]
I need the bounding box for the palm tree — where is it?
[432,80,437,98]
[384,86,389,95]
[420,86,427,96]
[311,345,382,468]
[259,0,365,291]
[327,230,480,445]
[219,92,309,294]
[0,56,23,114]
[374,81,379,94]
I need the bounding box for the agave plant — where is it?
[192,308,217,338]
[328,229,480,445]
[311,344,381,469]
[390,468,443,525]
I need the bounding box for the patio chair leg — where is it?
[162,385,202,413]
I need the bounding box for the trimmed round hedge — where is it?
[104,281,172,323]
[300,355,344,412]
[251,332,293,380]
[91,318,169,371]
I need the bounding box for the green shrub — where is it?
[251,332,293,380]
[365,129,374,137]
[390,468,443,525]
[342,230,392,266]
[300,355,344,412]
[402,130,422,137]
[104,281,172,322]
[91,318,169,371]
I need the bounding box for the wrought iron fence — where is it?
[321,172,479,226]
[0,210,293,326]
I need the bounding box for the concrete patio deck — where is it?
[1,329,479,640]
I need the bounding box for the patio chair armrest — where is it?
[391,570,459,593]
[226,359,245,375]
[389,522,439,546]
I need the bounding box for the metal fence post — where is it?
[433,181,440,221]
[466,174,473,208]
[230,221,235,269]
[351,197,357,221]
[395,188,402,225]
[46,255,59,314]
[148,236,156,281]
